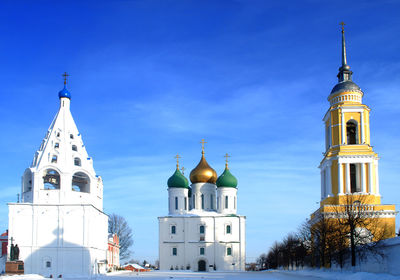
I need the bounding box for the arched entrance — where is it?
[198,260,206,271]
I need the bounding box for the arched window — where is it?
[225,196,229,209]
[175,197,178,210]
[54,143,59,149]
[199,225,205,234]
[43,169,60,190]
[171,225,176,234]
[74,157,81,166]
[210,194,214,209]
[201,194,204,209]
[72,145,77,151]
[72,172,90,193]
[184,197,187,210]
[346,120,358,144]
[226,224,231,234]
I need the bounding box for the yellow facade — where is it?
[311,27,397,239]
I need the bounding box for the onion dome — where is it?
[167,168,189,188]
[58,85,71,99]
[190,151,217,184]
[216,165,238,188]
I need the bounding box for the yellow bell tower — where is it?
[313,23,397,237]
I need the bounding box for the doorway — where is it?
[198,260,206,271]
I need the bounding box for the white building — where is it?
[158,147,246,271]
[7,78,108,277]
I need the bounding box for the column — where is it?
[345,163,350,194]
[338,162,344,195]
[375,161,380,195]
[361,163,366,193]
[341,111,346,144]
[327,163,332,196]
[368,162,373,194]
[320,170,324,200]
[360,111,365,144]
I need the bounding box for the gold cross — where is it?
[340,22,345,32]
[174,154,181,168]
[181,166,186,175]
[62,72,69,85]
[200,139,207,153]
[224,153,230,164]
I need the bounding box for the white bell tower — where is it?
[8,74,108,277]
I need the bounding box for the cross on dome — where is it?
[62,72,69,85]
[174,154,181,169]
[200,139,207,154]
[224,153,230,168]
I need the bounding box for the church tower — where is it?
[312,25,396,236]
[8,75,108,277]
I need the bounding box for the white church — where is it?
[7,76,108,277]
[158,144,246,271]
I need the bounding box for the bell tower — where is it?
[321,23,380,205]
[313,24,397,238]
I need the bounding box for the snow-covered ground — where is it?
[1,270,399,280]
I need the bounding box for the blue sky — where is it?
[1,0,400,263]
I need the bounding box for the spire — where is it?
[337,22,353,83]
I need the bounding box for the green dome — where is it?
[167,168,189,188]
[216,167,238,188]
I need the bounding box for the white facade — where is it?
[159,161,246,272]
[8,86,108,277]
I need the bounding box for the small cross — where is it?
[62,72,69,85]
[181,166,186,175]
[200,139,207,153]
[340,22,345,32]
[174,154,181,168]
[224,153,230,164]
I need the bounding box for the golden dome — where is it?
[190,152,218,184]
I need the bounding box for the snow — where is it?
[1,270,399,280]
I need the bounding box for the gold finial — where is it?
[224,153,230,168]
[62,72,69,85]
[340,22,345,33]
[200,139,207,155]
[181,166,186,175]
[174,154,181,169]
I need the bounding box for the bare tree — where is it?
[331,194,389,267]
[108,213,133,260]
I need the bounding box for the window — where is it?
[227,247,232,256]
[234,197,236,209]
[172,247,177,256]
[350,164,360,193]
[54,143,59,149]
[346,120,358,144]
[226,225,231,234]
[74,157,81,166]
[56,132,60,137]
[193,195,196,208]
[225,196,228,209]
[72,145,77,151]
[210,194,214,209]
[46,261,51,268]
[217,197,220,210]
[201,194,204,209]
[43,169,60,190]
[184,197,187,210]
[175,197,178,210]
[70,134,74,139]
[200,247,205,255]
[72,172,90,193]
[199,225,205,234]
[51,155,57,163]
[171,225,176,234]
